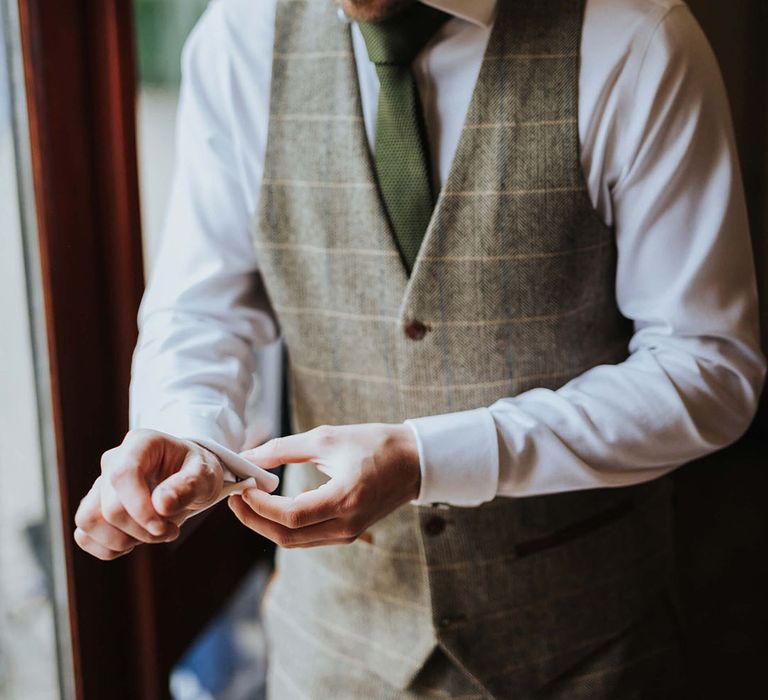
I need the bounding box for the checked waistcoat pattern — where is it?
[252,0,676,695]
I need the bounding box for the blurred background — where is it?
[0,3,60,698]
[0,1,766,699]
[134,0,207,264]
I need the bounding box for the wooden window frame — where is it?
[17,2,268,698]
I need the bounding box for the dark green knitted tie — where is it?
[358,5,449,272]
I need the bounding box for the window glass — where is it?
[0,2,70,698]
[134,0,208,266]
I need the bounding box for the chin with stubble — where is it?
[335,0,416,22]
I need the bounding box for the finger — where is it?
[240,431,323,470]
[74,479,106,534]
[241,480,345,529]
[74,528,134,561]
[179,478,259,525]
[217,450,281,491]
[103,453,169,538]
[229,496,356,547]
[101,479,178,543]
[78,517,140,552]
[77,477,153,544]
[151,450,221,518]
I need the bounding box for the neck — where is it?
[335,0,416,23]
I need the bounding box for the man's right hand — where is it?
[74,429,225,560]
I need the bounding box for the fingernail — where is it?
[148,519,166,536]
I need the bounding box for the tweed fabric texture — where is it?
[254,0,677,696]
[267,645,486,699]
[265,599,682,699]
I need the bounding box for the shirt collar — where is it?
[419,0,497,28]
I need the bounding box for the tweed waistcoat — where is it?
[254,0,676,695]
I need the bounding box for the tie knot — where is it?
[358,4,450,66]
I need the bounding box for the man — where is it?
[75,0,765,696]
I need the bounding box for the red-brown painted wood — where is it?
[17,2,266,698]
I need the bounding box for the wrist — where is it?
[387,423,421,502]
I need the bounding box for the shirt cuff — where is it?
[187,437,244,484]
[131,406,245,482]
[187,437,279,493]
[405,408,499,507]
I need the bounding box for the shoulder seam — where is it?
[630,4,688,98]
[613,3,689,193]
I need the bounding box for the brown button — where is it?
[424,515,446,536]
[404,319,429,340]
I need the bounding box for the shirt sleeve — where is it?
[129,3,278,461]
[407,5,766,506]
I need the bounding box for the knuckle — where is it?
[265,436,284,459]
[194,455,217,479]
[124,428,157,445]
[339,523,362,540]
[191,459,220,496]
[107,461,136,485]
[131,528,157,544]
[284,508,304,530]
[97,549,120,561]
[176,471,198,493]
[341,489,364,514]
[194,442,221,467]
[74,506,98,531]
[275,532,294,548]
[73,528,89,548]
[313,425,335,447]
[102,500,125,525]
[340,536,357,545]
[177,471,213,505]
[100,448,117,472]
[114,533,136,550]
[123,429,165,459]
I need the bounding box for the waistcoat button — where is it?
[424,515,446,536]
[404,319,429,340]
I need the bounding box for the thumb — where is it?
[151,450,222,517]
[240,432,319,470]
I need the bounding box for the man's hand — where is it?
[74,429,224,560]
[228,423,420,548]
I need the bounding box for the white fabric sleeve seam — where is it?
[613,3,688,195]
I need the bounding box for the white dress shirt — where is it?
[130,0,765,506]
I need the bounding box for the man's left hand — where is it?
[228,423,421,548]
